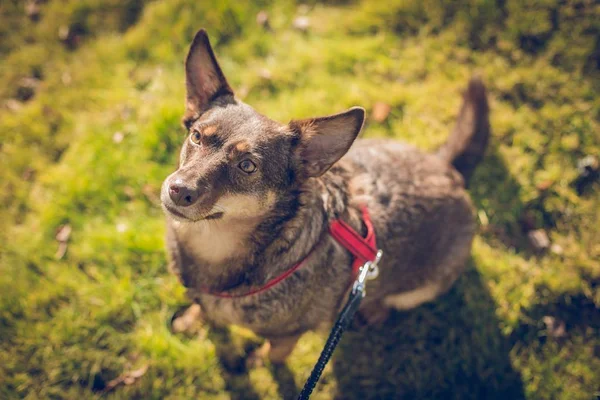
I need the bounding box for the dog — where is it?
[161,29,490,363]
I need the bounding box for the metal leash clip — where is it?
[352,249,383,296]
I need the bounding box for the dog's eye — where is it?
[238,159,257,174]
[190,130,202,145]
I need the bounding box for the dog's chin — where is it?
[162,204,193,222]
[162,203,224,223]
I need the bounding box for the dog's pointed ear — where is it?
[184,29,234,126]
[291,107,365,177]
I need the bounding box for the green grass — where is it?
[1,0,599,398]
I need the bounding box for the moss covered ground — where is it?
[1,0,599,398]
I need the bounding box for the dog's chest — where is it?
[173,220,249,264]
[199,291,304,335]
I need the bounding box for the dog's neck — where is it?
[170,164,354,294]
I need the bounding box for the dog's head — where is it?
[161,29,365,223]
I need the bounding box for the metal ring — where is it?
[366,264,379,280]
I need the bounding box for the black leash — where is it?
[297,251,382,400]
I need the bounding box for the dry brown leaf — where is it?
[113,131,124,143]
[55,224,72,259]
[55,242,68,260]
[256,10,270,29]
[293,16,310,32]
[5,99,22,112]
[258,68,272,80]
[123,186,135,199]
[536,180,553,191]
[371,102,392,123]
[527,229,550,252]
[55,224,72,242]
[104,364,148,393]
[25,1,41,21]
[543,316,566,338]
[550,243,564,255]
[22,168,36,181]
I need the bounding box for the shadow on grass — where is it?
[332,262,525,400]
[468,145,562,257]
[509,281,600,348]
[207,327,262,400]
[329,147,529,398]
[207,328,300,399]
[468,147,530,252]
[271,363,298,400]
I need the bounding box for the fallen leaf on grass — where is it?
[477,209,489,227]
[55,224,72,242]
[258,68,272,80]
[22,168,36,181]
[371,102,392,123]
[542,316,566,338]
[113,131,124,143]
[5,99,22,112]
[104,364,148,393]
[256,10,270,29]
[293,16,310,32]
[550,243,564,255]
[25,1,41,21]
[55,243,68,260]
[55,224,72,259]
[123,186,135,199]
[527,229,550,252]
[536,179,553,192]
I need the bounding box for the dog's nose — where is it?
[168,181,199,207]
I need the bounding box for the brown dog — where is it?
[161,29,490,363]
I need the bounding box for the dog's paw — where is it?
[245,341,271,369]
[171,303,203,334]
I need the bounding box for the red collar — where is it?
[202,206,378,298]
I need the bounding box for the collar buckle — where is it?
[352,249,383,296]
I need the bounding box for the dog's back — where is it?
[339,77,490,322]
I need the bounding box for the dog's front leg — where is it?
[268,335,302,363]
[171,303,203,333]
[247,334,302,367]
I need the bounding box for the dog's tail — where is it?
[436,77,490,187]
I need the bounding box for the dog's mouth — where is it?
[163,204,188,220]
[163,204,224,222]
[204,212,224,220]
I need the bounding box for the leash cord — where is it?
[297,287,364,400]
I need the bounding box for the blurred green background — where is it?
[1,0,599,399]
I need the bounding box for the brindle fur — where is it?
[162,29,490,363]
